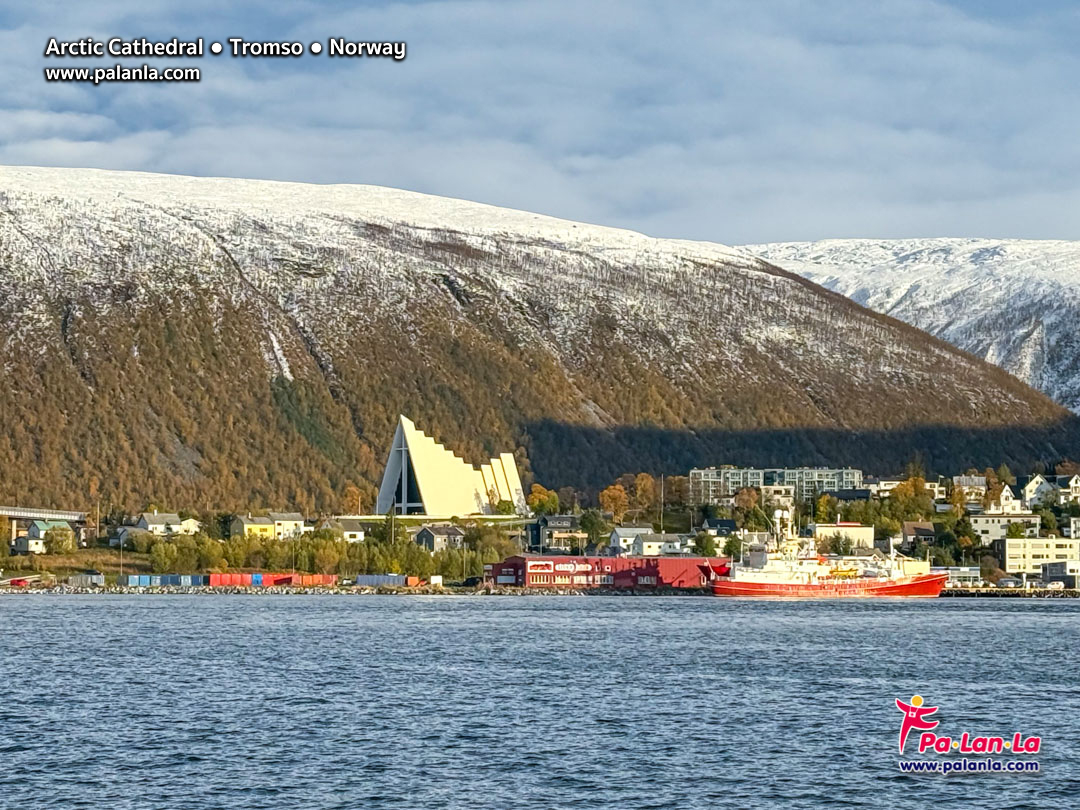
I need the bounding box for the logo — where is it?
[896,694,939,753]
[894,694,1042,774]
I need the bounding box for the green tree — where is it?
[815,494,837,523]
[1005,522,1028,539]
[692,531,717,556]
[197,536,226,570]
[44,528,77,555]
[313,538,343,574]
[722,535,742,560]
[579,509,609,546]
[493,499,516,515]
[149,540,179,573]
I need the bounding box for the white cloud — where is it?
[2,0,1080,242]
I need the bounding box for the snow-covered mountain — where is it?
[745,239,1080,413]
[1,168,1077,510]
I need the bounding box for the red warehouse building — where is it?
[489,555,726,589]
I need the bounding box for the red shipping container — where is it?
[405,576,420,587]
[209,573,224,587]
[239,573,252,586]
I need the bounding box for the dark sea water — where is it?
[1,595,1077,809]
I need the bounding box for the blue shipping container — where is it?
[149,576,162,587]
[123,575,138,586]
[138,575,151,587]
[251,573,263,586]
[165,575,181,586]
[179,575,192,587]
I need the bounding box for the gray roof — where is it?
[236,515,274,526]
[420,525,465,537]
[611,526,654,539]
[140,512,183,526]
[268,512,305,521]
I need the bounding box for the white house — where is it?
[13,535,46,554]
[609,526,654,555]
[1055,475,1080,505]
[984,485,1022,514]
[318,517,368,542]
[952,475,988,504]
[268,512,308,540]
[632,533,686,556]
[136,511,201,536]
[1015,475,1058,509]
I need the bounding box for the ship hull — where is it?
[711,572,947,598]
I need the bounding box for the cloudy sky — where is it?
[2,0,1079,243]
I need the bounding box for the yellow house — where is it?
[231,514,275,540]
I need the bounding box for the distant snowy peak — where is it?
[744,238,1080,413]
[0,165,750,268]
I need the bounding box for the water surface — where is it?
[1,595,1076,808]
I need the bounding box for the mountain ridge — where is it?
[745,238,1080,413]
[1,167,1078,512]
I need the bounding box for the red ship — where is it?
[711,538,947,598]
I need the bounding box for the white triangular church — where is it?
[376,416,528,516]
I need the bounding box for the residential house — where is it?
[415,525,465,553]
[268,512,308,540]
[984,485,1022,514]
[1055,475,1080,505]
[13,534,46,554]
[609,526,655,555]
[994,535,1080,577]
[317,518,368,542]
[136,511,201,536]
[111,526,154,549]
[632,533,686,556]
[231,514,275,540]
[952,475,988,505]
[699,518,737,537]
[1015,475,1058,509]
[27,520,74,541]
[901,521,936,551]
[970,513,1040,545]
[530,514,588,551]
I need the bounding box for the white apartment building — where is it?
[690,466,863,504]
[971,513,1039,544]
[995,536,1080,576]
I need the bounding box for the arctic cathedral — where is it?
[375,416,528,517]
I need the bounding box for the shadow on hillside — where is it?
[524,418,1080,491]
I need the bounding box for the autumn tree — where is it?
[342,482,365,515]
[734,487,759,511]
[599,484,629,523]
[633,473,657,512]
[527,484,560,516]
